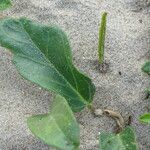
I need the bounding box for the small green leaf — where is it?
[27,95,80,150]
[139,114,150,123]
[0,18,95,112]
[0,0,11,10]
[98,12,107,64]
[145,88,150,96]
[142,61,150,74]
[146,88,150,94]
[99,126,138,150]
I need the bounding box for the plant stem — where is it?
[98,12,107,64]
[87,104,95,114]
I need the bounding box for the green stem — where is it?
[87,104,95,115]
[98,12,107,64]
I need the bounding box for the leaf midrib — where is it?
[51,115,75,150]
[57,29,79,91]
[51,101,79,148]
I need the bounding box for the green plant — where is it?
[0,17,138,150]
[139,114,150,123]
[98,12,107,64]
[0,18,95,112]
[142,61,150,75]
[0,0,11,10]
[28,95,80,150]
[99,126,138,150]
[139,61,150,123]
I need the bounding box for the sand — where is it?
[0,0,150,149]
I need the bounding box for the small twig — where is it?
[88,105,125,133]
[103,109,124,131]
[103,109,124,126]
[91,108,125,133]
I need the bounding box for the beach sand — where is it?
[0,0,150,149]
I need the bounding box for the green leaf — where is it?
[98,12,107,64]
[0,0,11,10]
[146,88,150,94]
[99,126,138,150]
[142,61,150,74]
[27,95,80,150]
[139,114,150,123]
[0,18,95,112]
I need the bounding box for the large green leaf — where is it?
[0,18,95,112]
[99,126,138,150]
[142,61,150,74]
[139,114,150,123]
[27,95,80,150]
[0,0,11,10]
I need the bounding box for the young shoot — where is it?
[98,12,107,64]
